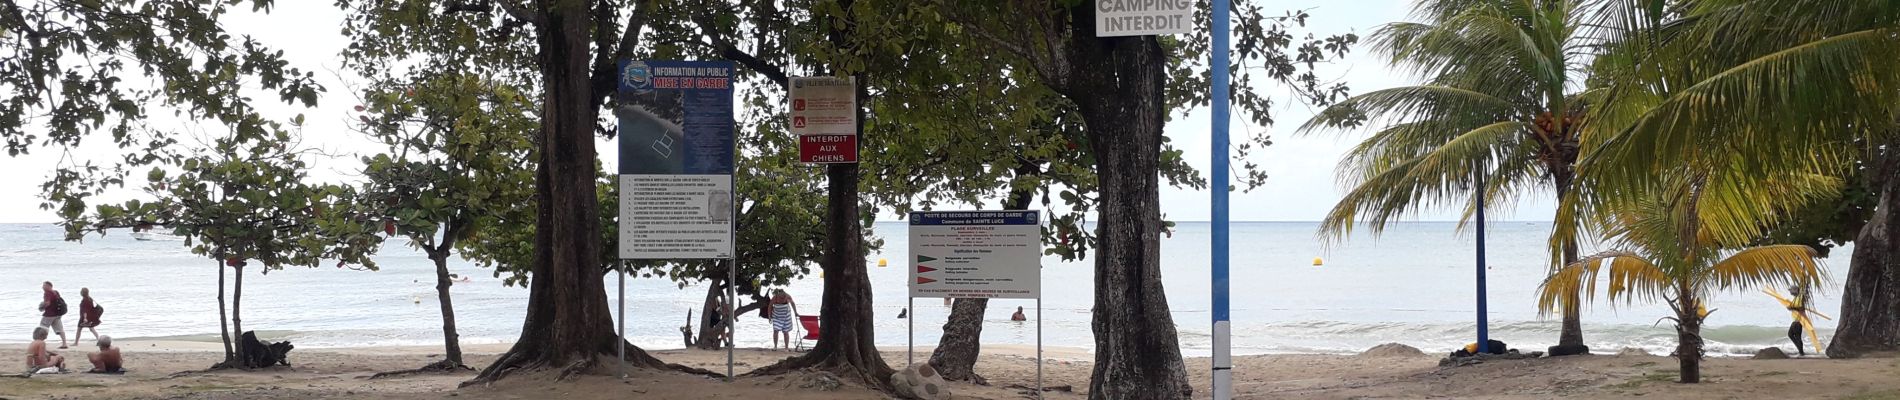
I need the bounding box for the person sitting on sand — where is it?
[769,289,799,350]
[73,288,103,347]
[1011,306,1027,321]
[87,336,121,373]
[26,327,64,372]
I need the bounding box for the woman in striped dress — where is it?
[769,289,799,350]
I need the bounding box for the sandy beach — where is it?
[4,339,1899,399]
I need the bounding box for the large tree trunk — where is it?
[216,259,233,365]
[930,297,990,382]
[929,167,1040,383]
[1056,8,1192,398]
[430,252,466,366]
[746,162,894,386]
[469,1,676,383]
[1550,167,1589,356]
[1830,143,1900,358]
[1674,286,1703,384]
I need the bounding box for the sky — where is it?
[0,0,1557,224]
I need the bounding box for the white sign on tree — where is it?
[907,211,1042,299]
[1096,0,1195,37]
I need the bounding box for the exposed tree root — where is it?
[369,359,474,379]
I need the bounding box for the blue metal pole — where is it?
[1211,0,1233,398]
[1475,166,1490,354]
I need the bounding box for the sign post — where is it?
[790,76,858,164]
[1475,165,1490,353]
[1205,0,1234,398]
[907,210,1043,397]
[616,60,738,380]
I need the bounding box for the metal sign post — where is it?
[1210,0,1234,397]
[618,262,628,379]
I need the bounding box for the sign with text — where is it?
[1095,0,1194,37]
[908,211,1042,299]
[789,76,858,163]
[616,60,735,259]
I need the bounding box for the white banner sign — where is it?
[789,77,856,136]
[1096,0,1195,37]
[618,174,734,259]
[908,211,1042,299]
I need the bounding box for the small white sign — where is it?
[908,211,1042,299]
[789,77,856,137]
[618,174,734,259]
[1096,0,1195,37]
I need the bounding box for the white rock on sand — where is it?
[1359,343,1426,358]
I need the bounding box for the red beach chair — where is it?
[797,315,821,351]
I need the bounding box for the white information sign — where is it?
[1095,0,1195,37]
[908,211,1042,299]
[618,174,734,259]
[789,77,856,136]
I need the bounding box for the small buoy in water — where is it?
[1312,257,1324,266]
[878,258,888,267]
[412,296,421,304]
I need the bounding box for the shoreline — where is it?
[4,341,1898,399]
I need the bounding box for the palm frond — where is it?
[1537,250,1669,316]
[1701,245,1824,294]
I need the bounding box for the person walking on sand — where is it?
[1011,306,1026,321]
[72,288,103,347]
[769,289,799,350]
[26,327,64,372]
[36,282,69,349]
[87,335,122,373]
[1787,285,1814,356]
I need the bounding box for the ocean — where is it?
[0,221,1850,357]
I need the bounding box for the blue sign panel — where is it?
[617,60,734,175]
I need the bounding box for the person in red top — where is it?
[37,282,69,350]
[72,288,103,348]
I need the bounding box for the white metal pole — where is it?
[907,296,915,367]
[617,262,626,380]
[727,260,736,381]
[1037,297,1044,400]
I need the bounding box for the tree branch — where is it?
[589,0,649,109]
[690,0,789,88]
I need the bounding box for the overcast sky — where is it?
[0,0,1556,224]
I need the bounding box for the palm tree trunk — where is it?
[1830,143,1900,358]
[1551,166,1589,356]
[1674,285,1702,383]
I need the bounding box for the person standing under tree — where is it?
[36,282,69,350]
[72,288,103,348]
[1787,284,1815,356]
[768,289,799,350]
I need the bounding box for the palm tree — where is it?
[1539,172,1833,383]
[1299,0,1596,354]
[1579,0,1900,357]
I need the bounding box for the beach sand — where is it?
[3,340,1899,399]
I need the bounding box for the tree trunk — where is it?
[469,1,676,383]
[746,162,894,386]
[929,167,1039,383]
[1830,143,1900,358]
[430,251,465,366]
[929,297,990,382]
[216,258,233,365]
[232,265,246,369]
[696,281,726,350]
[1550,167,1589,356]
[1675,285,1703,383]
[1055,8,1191,398]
